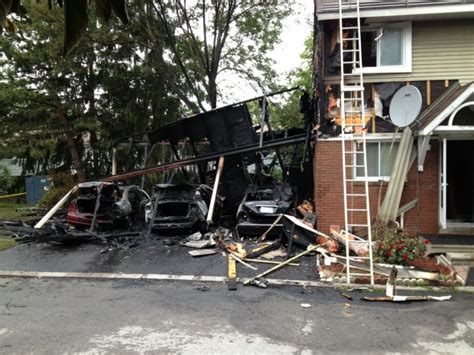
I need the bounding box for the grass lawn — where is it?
[0,201,28,220]
[0,201,25,250]
[0,237,15,251]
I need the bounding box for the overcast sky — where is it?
[271,0,314,75]
[217,0,313,105]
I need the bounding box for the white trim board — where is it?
[319,133,402,142]
[433,126,474,139]
[318,4,474,21]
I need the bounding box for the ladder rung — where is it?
[347,208,368,212]
[343,37,359,41]
[341,86,364,92]
[347,193,366,197]
[350,257,372,260]
[344,151,365,154]
[347,273,372,277]
[342,49,359,52]
[348,224,369,227]
[345,179,360,182]
[346,165,365,168]
[342,26,359,30]
[347,256,372,261]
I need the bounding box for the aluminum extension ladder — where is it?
[338,0,374,285]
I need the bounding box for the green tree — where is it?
[0,0,129,57]
[0,0,180,180]
[151,0,295,111]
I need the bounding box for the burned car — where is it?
[67,182,149,230]
[146,183,217,234]
[236,182,294,237]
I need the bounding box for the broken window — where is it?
[358,22,412,73]
[355,141,398,181]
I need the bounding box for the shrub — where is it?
[38,173,76,209]
[373,223,428,266]
[0,164,14,193]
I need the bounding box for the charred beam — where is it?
[102,134,312,183]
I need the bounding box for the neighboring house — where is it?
[0,159,24,177]
[313,0,474,235]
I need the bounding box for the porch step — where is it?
[465,267,474,286]
[446,252,474,266]
[422,234,474,255]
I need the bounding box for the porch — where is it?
[416,82,474,232]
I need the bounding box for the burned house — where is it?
[313,0,474,236]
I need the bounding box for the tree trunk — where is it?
[54,96,86,182]
[208,78,217,109]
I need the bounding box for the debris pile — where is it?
[0,89,461,295]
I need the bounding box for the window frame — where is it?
[353,140,399,182]
[354,21,412,74]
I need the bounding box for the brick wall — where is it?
[313,139,439,235]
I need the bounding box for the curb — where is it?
[0,270,473,293]
[0,270,330,288]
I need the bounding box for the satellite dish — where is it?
[389,85,422,127]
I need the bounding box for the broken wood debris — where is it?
[228,254,237,290]
[362,267,451,303]
[329,227,368,257]
[181,231,216,249]
[244,258,299,267]
[340,292,353,301]
[188,249,218,257]
[230,254,258,271]
[244,244,321,286]
[362,295,452,302]
[317,247,441,282]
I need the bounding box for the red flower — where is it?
[423,240,431,245]
[386,251,392,258]
[397,244,404,251]
[402,253,409,261]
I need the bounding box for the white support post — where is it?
[112,147,117,175]
[206,156,225,224]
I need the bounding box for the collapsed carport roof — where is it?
[104,87,311,182]
[146,103,257,153]
[113,87,299,150]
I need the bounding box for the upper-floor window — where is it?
[357,22,412,74]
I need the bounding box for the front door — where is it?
[445,140,474,225]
